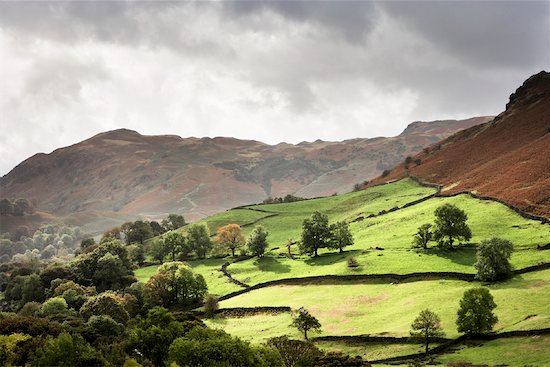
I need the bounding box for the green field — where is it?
[205,269,550,341]
[136,178,550,365]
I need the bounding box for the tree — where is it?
[80,292,130,325]
[186,224,213,259]
[292,307,321,340]
[456,288,498,335]
[203,294,219,318]
[80,238,96,249]
[433,204,472,249]
[410,309,445,354]
[300,211,331,257]
[148,239,166,264]
[329,221,354,253]
[144,262,208,308]
[163,214,186,231]
[30,332,101,367]
[168,327,283,367]
[126,221,153,245]
[475,238,514,281]
[412,223,433,249]
[162,231,189,261]
[267,336,322,367]
[247,225,269,257]
[216,224,245,257]
[40,297,69,319]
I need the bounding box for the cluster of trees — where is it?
[410,287,498,354]
[412,204,472,250]
[147,223,214,263]
[300,211,354,257]
[352,180,369,192]
[0,224,84,264]
[0,198,34,216]
[262,194,305,205]
[412,204,515,281]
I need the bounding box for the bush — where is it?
[203,295,219,318]
[30,332,102,367]
[346,257,359,268]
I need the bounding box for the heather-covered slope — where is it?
[0,117,489,233]
[370,71,550,217]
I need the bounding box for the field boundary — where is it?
[367,327,550,364]
[210,262,550,304]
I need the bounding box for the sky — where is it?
[0,1,548,175]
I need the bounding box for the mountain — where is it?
[0,117,491,234]
[369,71,550,217]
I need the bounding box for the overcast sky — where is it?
[1,1,548,175]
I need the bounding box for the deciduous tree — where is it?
[216,224,245,257]
[456,288,498,335]
[300,211,331,257]
[475,238,514,281]
[329,221,354,253]
[292,307,321,340]
[433,204,471,249]
[410,309,445,354]
[247,225,269,257]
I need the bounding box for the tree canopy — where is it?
[456,287,498,335]
[433,204,472,249]
[475,237,514,281]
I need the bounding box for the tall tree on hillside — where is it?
[410,309,445,354]
[292,307,321,340]
[456,288,498,335]
[433,204,471,249]
[475,238,514,281]
[329,221,354,253]
[300,211,331,257]
[247,225,269,257]
[163,232,189,261]
[162,214,186,231]
[126,221,153,245]
[216,224,245,257]
[412,223,433,249]
[186,224,213,259]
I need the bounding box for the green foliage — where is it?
[247,225,269,257]
[300,211,332,257]
[31,332,102,367]
[162,231,189,261]
[268,336,322,367]
[126,243,145,266]
[124,220,153,245]
[292,307,321,340]
[433,204,472,249]
[475,238,514,281]
[85,315,125,340]
[186,223,213,259]
[412,223,432,249]
[80,292,130,325]
[39,297,68,318]
[410,309,445,354]
[168,327,283,367]
[0,333,31,366]
[329,221,354,253]
[4,273,46,309]
[456,288,498,335]
[163,214,186,231]
[203,294,219,318]
[144,262,208,308]
[0,314,62,337]
[127,307,185,366]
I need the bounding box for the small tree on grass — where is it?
[247,225,269,257]
[410,309,445,354]
[163,232,189,261]
[186,224,213,259]
[412,223,432,249]
[203,294,219,318]
[474,238,514,281]
[292,307,321,340]
[216,224,245,257]
[329,221,354,253]
[300,211,331,257]
[433,204,472,249]
[456,288,498,335]
[267,336,322,367]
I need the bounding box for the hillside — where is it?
[370,71,550,217]
[136,178,550,365]
[0,117,490,234]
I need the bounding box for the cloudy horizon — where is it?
[1,1,548,175]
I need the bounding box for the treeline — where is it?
[262,194,305,204]
[0,224,84,264]
[0,198,35,216]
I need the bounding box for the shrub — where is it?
[203,295,219,318]
[347,257,359,268]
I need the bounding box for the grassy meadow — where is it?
[137,178,550,365]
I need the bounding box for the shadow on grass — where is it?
[254,256,291,273]
[303,249,362,266]
[422,245,477,266]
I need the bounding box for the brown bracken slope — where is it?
[0,117,490,234]
[369,71,550,217]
